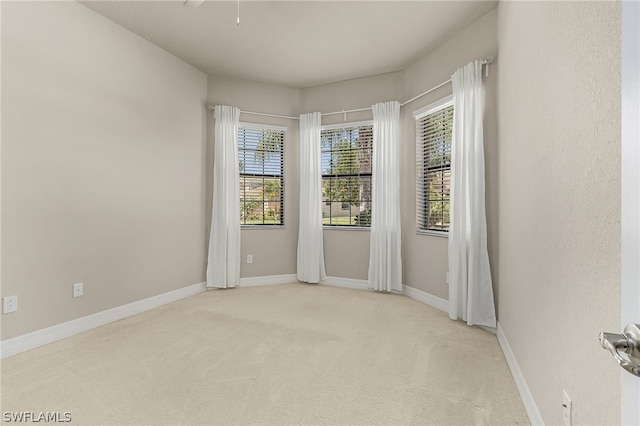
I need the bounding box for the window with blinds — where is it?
[414,97,453,233]
[238,123,285,226]
[320,122,373,227]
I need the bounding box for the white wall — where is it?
[207,75,301,278]
[3,2,496,337]
[402,9,498,301]
[5,8,625,424]
[214,10,500,288]
[497,2,621,424]
[1,2,208,339]
[206,71,405,281]
[301,72,405,280]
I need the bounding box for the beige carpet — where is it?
[1,283,529,425]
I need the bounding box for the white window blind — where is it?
[238,123,285,226]
[320,122,373,227]
[415,98,453,233]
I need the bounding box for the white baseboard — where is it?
[2,274,535,426]
[239,274,298,287]
[403,284,449,313]
[479,325,497,335]
[0,282,206,359]
[496,323,544,426]
[322,276,370,290]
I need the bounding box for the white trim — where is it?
[0,273,535,426]
[241,225,285,230]
[478,325,497,335]
[496,323,545,426]
[403,284,449,313]
[320,120,373,131]
[239,274,298,287]
[238,121,287,132]
[413,94,454,119]
[417,229,448,238]
[621,1,640,424]
[323,226,370,231]
[321,276,369,290]
[403,285,495,334]
[0,282,206,359]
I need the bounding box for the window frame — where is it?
[320,120,373,230]
[414,95,454,237]
[238,122,286,229]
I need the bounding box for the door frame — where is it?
[621,1,639,425]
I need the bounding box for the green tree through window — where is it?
[321,124,373,226]
[238,125,285,226]
[416,100,453,232]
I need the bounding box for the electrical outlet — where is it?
[247,255,253,264]
[562,390,572,426]
[3,295,18,314]
[73,282,84,298]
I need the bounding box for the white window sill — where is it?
[323,226,370,231]
[417,230,448,238]
[241,225,285,230]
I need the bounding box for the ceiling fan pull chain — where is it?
[237,0,240,25]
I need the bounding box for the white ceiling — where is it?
[80,1,497,88]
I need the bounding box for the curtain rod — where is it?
[205,106,298,120]
[207,56,494,121]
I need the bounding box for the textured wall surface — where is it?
[497,2,621,424]
[1,2,208,339]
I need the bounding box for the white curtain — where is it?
[368,101,402,293]
[206,105,241,289]
[448,61,496,327]
[297,112,326,283]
